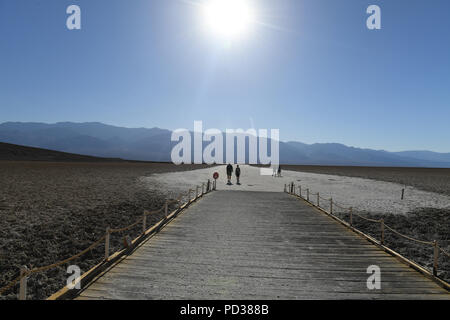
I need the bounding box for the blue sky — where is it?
[1,0,449,152]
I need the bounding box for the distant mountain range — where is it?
[1,122,450,167]
[0,141,122,162]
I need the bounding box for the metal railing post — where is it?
[330,198,333,215]
[284,184,286,193]
[380,219,385,245]
[19,266,28,300]
[317,193,320,207]
[307,189,309,201]
[433,240,439,276]
[299,186,301,198]
[105,227,110,261]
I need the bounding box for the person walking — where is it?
[235,165,241,185]
[277,165,282,177]
[226,163,233,185]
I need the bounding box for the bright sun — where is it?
[203,0,255,39]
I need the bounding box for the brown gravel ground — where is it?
[0,161,211,300]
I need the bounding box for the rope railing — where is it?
[110,220,142,234]
[30,235,107,274]
[0,179,214,300]
[383,224,434,246]
[352,211,382,224]
[285,181,449,280]
[144,207,164,216]
[0,234,107,297]
[0,275,22,297]
[440,247,450,259]
[332,201,349,211]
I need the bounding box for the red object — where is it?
[213,172,219,180]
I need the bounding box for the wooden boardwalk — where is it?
[77,191,449,300]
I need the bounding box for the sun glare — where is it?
[203,0,255,39]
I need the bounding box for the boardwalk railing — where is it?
[284,182,450,289]
[0,180,214,300]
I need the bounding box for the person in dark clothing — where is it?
[235,165,241,185]
[277,165,282,177]
[226,163,233,185]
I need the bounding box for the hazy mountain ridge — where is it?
[1,122,450,167]
[0,141,122,162]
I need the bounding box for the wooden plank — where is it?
[105,264,437,283]
[99,269,443,290]
[89,275,446,295]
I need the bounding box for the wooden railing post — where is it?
[380,219,385,245]
[330,198,333,215]
[142,213,147,234]
[349,207,353,227]
[105,227,110,261]
[433,240,439,276]
[165,200,168,218]
[19,266,28,300]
